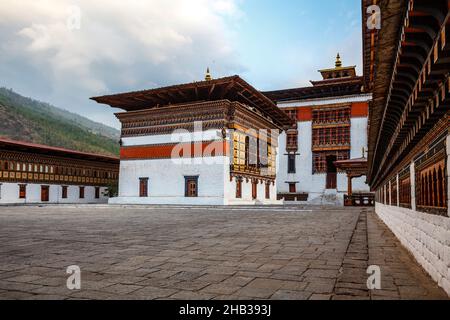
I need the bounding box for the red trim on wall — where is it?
[120,141,230,160]
[286,102,369,122]
[351,102,369,117]
[297,107,312,121]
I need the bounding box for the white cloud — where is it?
[0,0,243,127]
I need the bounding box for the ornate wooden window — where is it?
[62,186,68,199]
[284,109,298,121]
[236,179,242,199]
[312,126,350,148]
[231,131,276,177]
[313,150,349,174]
[287,154,296,174]
[399,167,411,209]
[79,186,85,199]
[245,136,250,167]
[415,137,447,215]
[286,130,298,151]
[185,176,198,198]
[19,184,26,199]
[391,177,398,206]
[312,107,350,125]
[139,178,148,197]
[265,182,270,199]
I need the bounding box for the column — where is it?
[410,161,416,211]
[347,175,353,196]
[447,135,450,217]
[389,180,392,205]
[396,173,400,206]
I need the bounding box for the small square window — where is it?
[185,176,199,198]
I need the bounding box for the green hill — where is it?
[0,88,120,157]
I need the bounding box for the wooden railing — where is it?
[277,193,309,202]
[344,193,375,207]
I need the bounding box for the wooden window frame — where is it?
[184,176,199,198]
[62,186,68,199]
[139,178,149,197]
[286,131,298,151]
[287,154,296,174]
[19,184,26,199]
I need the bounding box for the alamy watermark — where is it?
[367,5,381,30]
[66,265,81,290]
[366,265,381,290]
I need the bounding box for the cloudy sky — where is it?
[0,0,362,128]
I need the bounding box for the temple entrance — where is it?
[326,155,337,189]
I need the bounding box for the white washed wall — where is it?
[276,115,370,201]
[375,203,450,295]
[115,129,282,206]
[122,129,222,146]
[111,157,228,205]
[0,182,108,204]
[225,177,280,205]
[350,117,370,193]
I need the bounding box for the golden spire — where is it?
[205,67,212,81]
[335,53,342,68]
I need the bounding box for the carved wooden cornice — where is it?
[116,100,283,139]
[0,150,119,171]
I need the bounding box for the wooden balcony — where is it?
[230,164,275,179]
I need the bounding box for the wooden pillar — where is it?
[396,173,400,207]
[410,161,416,211]
[387,180,392,206]
[447,135,450,217]
[347,175,353,196]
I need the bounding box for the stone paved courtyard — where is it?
[0,205,447,300]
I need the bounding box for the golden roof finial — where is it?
[205,67,212,81]
[335,53,342,68]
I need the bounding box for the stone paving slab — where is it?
[0,205,447,300]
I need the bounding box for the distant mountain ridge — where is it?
[0,87,120,157]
